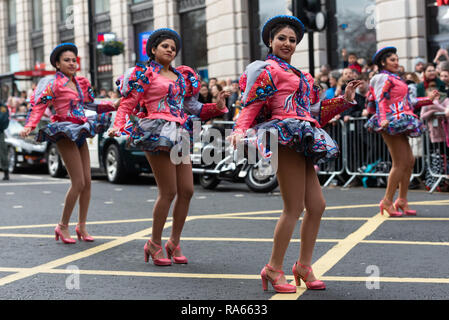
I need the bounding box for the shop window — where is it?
[179,0,208,71]
[8,0,17,36]
[326,0,377,68]
[32,0,43,31]
[95,0,110,14]
[60,0,73,23]
[426,0,449,60]
[248,0,289,61]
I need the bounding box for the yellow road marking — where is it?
[0,223,163,287]
[270,213,387,300]
[2,233,449,248]
[0,199,448,291]
[320,276,449,284]
[0,218,159,230]
[1,267,448,285]
[1,198,448,231]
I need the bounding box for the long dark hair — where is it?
[268,24,301,55]
[147,34,179,62]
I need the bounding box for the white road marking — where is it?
[0,181,71,187]
[19,175,44,180]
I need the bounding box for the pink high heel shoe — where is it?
[75,224,94,242]
[394,198,417,216]
[54,223,76,244]
[260,264,296,293]
[165,239,188,264]
[144,240,172,266]
[379,199,402,217]
[292,261,326,290]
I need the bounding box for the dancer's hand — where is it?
[108,128,120,137]
[216,90,231,110]
[380,120,390,129]
[19,127,33,138]
[343,80,363,102]
[227,132,244,149]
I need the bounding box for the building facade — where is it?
[0,0,448,93]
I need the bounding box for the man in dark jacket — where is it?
[0,102,10,180]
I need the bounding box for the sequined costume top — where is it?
[25,72,115,129]
[113,61,227,132]
[233,54,356,135]
[368,71,433,124]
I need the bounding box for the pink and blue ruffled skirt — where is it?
[127,118,195,154]
[365,113,425,137]
[36,113,112,147]
[247,118,339,164]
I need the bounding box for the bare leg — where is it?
[146,151,177,259]
[297,158,326,281]
[168,157,194,257]
[77,141,92,237]
[266,145,306,285]
[398,138,415,208]
[381,133,413,207]
[56,139,86,239]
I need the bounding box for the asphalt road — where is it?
[0,171,448,304]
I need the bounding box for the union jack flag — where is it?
[121,114,134,136]
[392,102,404,120]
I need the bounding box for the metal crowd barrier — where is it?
[317,119,346,187]
[203,114,449,193]
[341,117,425,189]
[423,112,449,193]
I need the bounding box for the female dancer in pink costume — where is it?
[365,47,439,216]
[229,15,361,293]
[109,29,228,266]
[20,43,118,243]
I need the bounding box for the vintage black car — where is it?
[5,114,49,173]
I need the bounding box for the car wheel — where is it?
[47,143,66,177]
[7,146,18,173]
[105,144,127,184]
